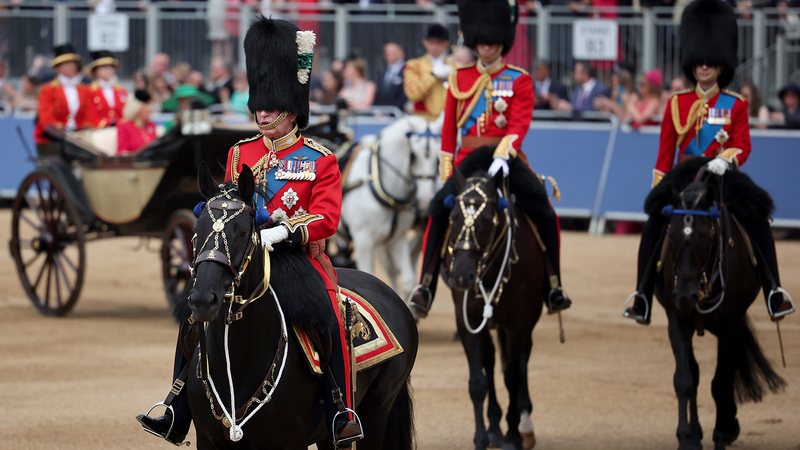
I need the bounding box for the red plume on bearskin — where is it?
[680,0,738,88]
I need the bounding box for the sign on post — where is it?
[572,19,618,61]
[88,13,130,52]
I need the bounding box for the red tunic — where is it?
[225,130,353,406]
[655,86,751,176]
[34,79,93,144]
[87,82,128,127]
[441,62,534,166]
[116,120,156,155]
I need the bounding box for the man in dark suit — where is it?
[559,60,610,113]
[373,41,407,111]
[533,60,567,110]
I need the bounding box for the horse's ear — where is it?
[453,166,466,190]
[198,162,217,199]
[238,164,255,204]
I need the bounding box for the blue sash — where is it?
[461,88,487,135]
[683,93,736,157]
[253,144,321,209]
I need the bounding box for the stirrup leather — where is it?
[332,408,365,447]
[623,291,650,323]
[138,403,190,447]
[768,287,796,319]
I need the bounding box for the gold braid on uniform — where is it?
[449,70,491,129]
[671,96,705,147]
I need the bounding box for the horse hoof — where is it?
[521,431,536,449]
[487,431,503,448]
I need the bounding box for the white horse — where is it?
[339,115,441,299]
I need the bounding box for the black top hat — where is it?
[680,0,738,88]
[52,44,81,68]
[244,16,315,129]
[458,0,518,56]
[89,50,119,71]
[426,23,450,42]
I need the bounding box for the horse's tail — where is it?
[733,318,787,403]
[382,380,415,450]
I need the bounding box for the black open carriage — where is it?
[9,111,350,317]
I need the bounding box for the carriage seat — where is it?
[71,127,118,157]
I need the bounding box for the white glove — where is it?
[432,64,452,80]
[707,157,730,176]
[488,157,510,177]
[260,226,289,251]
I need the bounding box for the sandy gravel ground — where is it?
[1,210,798,450]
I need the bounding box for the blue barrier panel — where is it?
[598,128,658,220]
[1,117,36,197]
[598,127,800,227]
[525,124,612,218]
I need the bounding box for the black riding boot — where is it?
[508,161,571,313]
[325,324,363,448]
[624,214,666,325]
[744,218,795,320]
[136,334,193,445]
[409,180,456,318]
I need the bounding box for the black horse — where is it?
[185,165,418,449]
[648,162,786,450]
[441,168,545,450]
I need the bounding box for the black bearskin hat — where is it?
[680,0,738,88]
[458,0,518,56]
[244,17,315,128]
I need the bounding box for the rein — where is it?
[190,188,289,442]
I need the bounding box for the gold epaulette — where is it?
[723,89,745,101]
[506,64,530,76]
[303,137,333,156]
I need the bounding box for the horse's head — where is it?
[403,116,441,213]
[446,168,508,290]
[188,163,258,322]
[663,181,721,313]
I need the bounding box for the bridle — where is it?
[447,178,515,334]
[190,186,289,443]
[662,187,727,314]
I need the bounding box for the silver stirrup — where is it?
[139,403,190,447]
[623,291,650,322]
[768,287,796,319]
[331,408,364,447]
[406,284,432,320]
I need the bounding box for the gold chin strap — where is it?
[255,111,289,131]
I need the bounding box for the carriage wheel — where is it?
[10,171,86,316]
[161,210,195,315]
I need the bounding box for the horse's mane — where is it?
[645,158,774,226]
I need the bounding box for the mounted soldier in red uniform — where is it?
[408,0,571,319]
[137,17,363,447]
[623,0,794,324]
